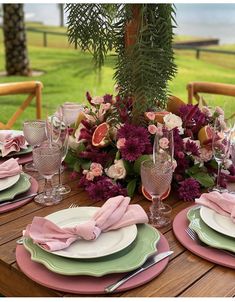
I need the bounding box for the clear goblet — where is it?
[23,120,47,171]
[50,111,71,195]
[152,128,174,211]
[141,159,173,228]
[33,143,62,206]
[61,102,84,126]
[211,117,231,192]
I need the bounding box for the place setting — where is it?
[0,129,33,165]
[173,117,235,269]
[0,158,38,213]
[16,195,173,295]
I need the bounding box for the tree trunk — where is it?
[124,4,142,49]
[3,4,31,76]
[58,4,64,27]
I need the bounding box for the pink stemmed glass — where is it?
[23,120,47,171]
[141,159,173,228]
[33,143,62,206]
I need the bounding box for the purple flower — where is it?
[184,140,200,157]
[85,177,127,201]
[120,138,145,161]
[103,94,113,103]
[117,123,151,161]
[178,178,201,201]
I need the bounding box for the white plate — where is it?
[0,130,23,140]
[200,206,235,238]
[0,174,20,191]
[42,207,138,259]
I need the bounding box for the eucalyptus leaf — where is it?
[192,173,215,188]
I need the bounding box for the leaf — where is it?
[81,160,91,170]
[192,172,215,188]
[123,160,134,175]
[127,178,137,197]
[74,162,81,173]
[186,164,206,176]
[133,154,151,175]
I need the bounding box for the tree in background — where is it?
[3,4,30,76]
[58,4,64,27]
[66,4,177,122]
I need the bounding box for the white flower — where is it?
[105,159,126,180]
[224,159,233,170]
[68,136,79,150]
[163,113,183,131]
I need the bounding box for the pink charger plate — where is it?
[16,233,170,295]
[0,176,38,214]
[0,152,33,165]
[173,206,235,269]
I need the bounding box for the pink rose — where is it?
[86,172,94,181]
[159,137,169,149]
[117,138,126,149]
[146,112,156,121]
[90,162,103,176]
[148,124,157,135]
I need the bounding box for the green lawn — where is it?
[1,26,235,129]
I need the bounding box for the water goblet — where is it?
[51,111,71,195]
[141,159,173,228]
[23,120,47,171]
[61,102,84,126]
[33,143,62,206]
[152,128,174,211]
[211,117,231,192]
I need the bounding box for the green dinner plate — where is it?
[0,145,32,157]
[187,207,235,253]
[23,223,160,277]
[0,173,31,202]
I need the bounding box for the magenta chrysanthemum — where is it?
[184,140,200,157]
[120,138,145,161]
[83,176,127,201]
[178,178,201,201]
[117,123,151,161]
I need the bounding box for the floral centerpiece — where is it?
[65,93,235,202]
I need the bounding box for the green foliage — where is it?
[187,164,215,188]
[66,4,177,117]
[127,178,137,197]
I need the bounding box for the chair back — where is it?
[0,81,43,129]
[187,81,235,119]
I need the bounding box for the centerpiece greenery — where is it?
[66,4,177,122]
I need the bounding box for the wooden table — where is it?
[0,169,234,297]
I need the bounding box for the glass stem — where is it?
[216,162,222,188]
[44,177,53,197]
[58,165,62,186]
[150,195,161,218]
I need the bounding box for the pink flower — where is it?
[146,112,156,121]
[215,106,224,116]
[159,137,169,149]
[155,124,163,136]
[101,103,111,111]
[91,96,104,105]
[200,147,213,162]
[90,162,103,176]
[148,124,157,135]
[117,138,126,149]
[201,106,212,117]
[86,172,94,181]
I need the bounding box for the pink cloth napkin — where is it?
[0,158,22,179]
[24,195,148,251]
[195,191,235,223]
[0,131,27,157]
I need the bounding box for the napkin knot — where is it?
[24,195,148,251]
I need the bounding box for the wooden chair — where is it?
[0,81,43,129]
[187,81,235,119]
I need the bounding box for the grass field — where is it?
[0,24,235,129]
